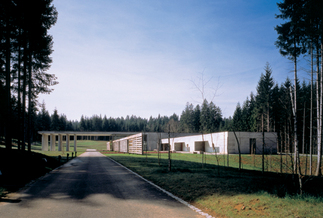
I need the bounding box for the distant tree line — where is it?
[34,100,224,139]
[0,0,58,151]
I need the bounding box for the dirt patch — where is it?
[232,199,268,217]
[234,203,245,211]
[192,202,227,218]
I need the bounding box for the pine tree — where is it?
[276,0,306,178]
[255,63,275,132]
[50,109,60,131]
[248,92,258,132]
[200,99,210,133]
[38,101,51,131]
[193,105,201,132]
[209,101,222,132]
[180,103,195,133]
[232,103,243,131]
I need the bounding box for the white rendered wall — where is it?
[161,131,278,154]
[42,134,49,151]
[50,134,56,151]
[227,132,277,154]
[161,132,228,154]
[58,134,62,151]
[66,134,70,151]
[74,134,77,152]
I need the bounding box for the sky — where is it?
[38,0,310,121]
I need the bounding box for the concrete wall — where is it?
[39,131,139,152]
[161,132,277,154]
[227,132,277,154]
[111,132,199,154]
[107,142,112,151]
[161,132,228,154]
[147,133,169,151]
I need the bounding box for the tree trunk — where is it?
[293,52,302,195]
[158,133,160,166]
[267,102,270,132]
[27,51,32,152]
[315,46,321,175]
[5,19,12,150]
[292,57,298,175]
[310,43,313,175]
[280,131,283,174]
[168,125,171,172]
[285,124,288,173]
[17,28,22,151]
[262,114,265,174]
[201,132,204,168]
[316,44,323,176]
[22,41,27,151]
[302,102,307,175]
[233,131,241,170]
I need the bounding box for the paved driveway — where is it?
[0,151,205,218]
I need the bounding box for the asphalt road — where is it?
[0,151,205,218]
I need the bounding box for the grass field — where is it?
[1,140,109,161]
[103,152,323,218]
[1,139,322,217]
[31,140,109,160]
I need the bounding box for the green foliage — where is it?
[179,103,195,132]
[180,100,222,133]
[50,109,60,131]
[232,103,244,131]
[0,0,58,149]
[256,63,275,131]
[275,0,307,60]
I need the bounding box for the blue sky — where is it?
[39,0,309,121]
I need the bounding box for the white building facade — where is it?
[161,132,277,154]
[110,132,199,154]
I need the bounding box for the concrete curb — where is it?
[107,157,215,218]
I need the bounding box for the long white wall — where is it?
[161,131,277,154]
[161,132,228,154]
[227,132,277,154]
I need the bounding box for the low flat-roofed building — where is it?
[161,131,277,154]
[111,132,199,154]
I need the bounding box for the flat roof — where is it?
[38,131,140,136]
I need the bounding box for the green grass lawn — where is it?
[103,152,323,218]
[33,140,109,160]
[1,140,110,161]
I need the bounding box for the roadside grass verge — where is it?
[33,140,109,162]
[1,140,110,161]
[30,139,109,152]
[104,153,323,218]
[134,152,321,175]
[0,148,62,196]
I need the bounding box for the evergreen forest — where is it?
[1,0,323,177]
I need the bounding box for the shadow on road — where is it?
[18,153,188,209]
